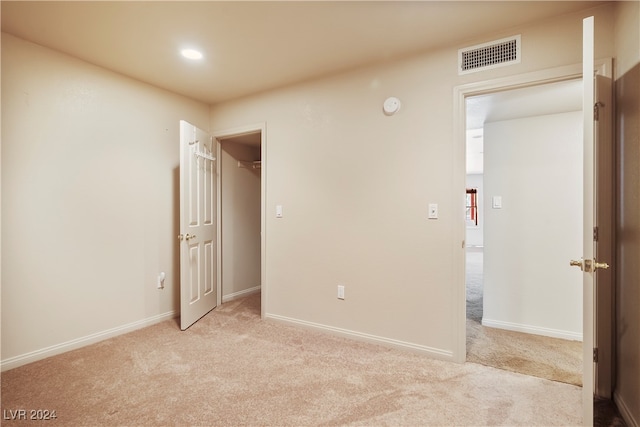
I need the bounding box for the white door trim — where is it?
[213,122,267,318]
[452,60,611,363]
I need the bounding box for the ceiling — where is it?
[466,78,582,174]
[1,1,602,106]
[466,79,583,130]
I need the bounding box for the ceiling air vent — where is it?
[458,35,521,75]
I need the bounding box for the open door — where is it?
[179,120,217,330]
[571,16,612,425]
[594,71,614,400]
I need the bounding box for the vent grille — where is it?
[458,35,521,75]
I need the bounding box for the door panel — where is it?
[189,144,198,226]
[180,120,217,330]
[204,240,214,294]
[189,244,200,303]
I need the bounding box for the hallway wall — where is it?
[483,111,583,339]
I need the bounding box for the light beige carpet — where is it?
[465,248,583,386]
[466,319,583,386]
[1,293,582,426]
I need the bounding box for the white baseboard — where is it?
[1,310,177,372]
[482,318,582,341]
[222,286,261,303]
[266,313,453,361]
[614,390,639,427]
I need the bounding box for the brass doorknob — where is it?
[185,233,197,241]
[569,259,584,270]
[594,261,609,270]
[570,258,609,272]
[178,234,184,241]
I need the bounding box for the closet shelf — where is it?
[237,160,261,170]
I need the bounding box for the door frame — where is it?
[453,60,613,363]
[213,122,267,318]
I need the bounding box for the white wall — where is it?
[466,174,484,247]
[220,142,261,301]
[211,6,614,357]
[1,33,210,368]
[483,112,583,339]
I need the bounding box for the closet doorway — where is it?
[215,124,265,316]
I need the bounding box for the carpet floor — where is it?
[465,248,583,386]
[1,293,582,426]
[594,397,628,426]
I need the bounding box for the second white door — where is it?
[179,120,217,330]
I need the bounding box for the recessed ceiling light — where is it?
[181,49,203,60]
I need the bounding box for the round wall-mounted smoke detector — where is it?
[383,97,401,115]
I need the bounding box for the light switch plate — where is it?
[492,196,502,209]
[276,205,283,218]
[428,203,438,219]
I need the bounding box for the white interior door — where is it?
[576,16,612,425]
[179,120,217,330]
[580,17,595,424]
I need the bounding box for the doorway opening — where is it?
[463,79,584,385]
[215,125,265,318]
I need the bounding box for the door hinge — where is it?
[594,101,604,121]
[593,226,599,242]
[593,348,598,363]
